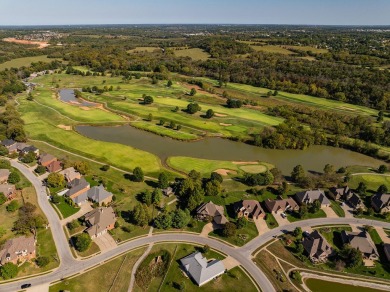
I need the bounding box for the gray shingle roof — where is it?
[196,202,228,224]
[234,200,264,218]
[1,139,16,147]
[66,177,90,197]
[341,231,378,257]
[85,207,116,237]
[295,189,330,206]
[180,252,225,286]
[87,185,113,203]
[371,193,390,212]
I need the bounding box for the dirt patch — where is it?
[215,169,237,176]
[233,161,258,165]
[3,38,49,49]
[219,123,232,126]
[214,113,227,117]
[57,124,72,131]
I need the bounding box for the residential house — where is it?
[162,187,173,197]
[371,193,390,214]
[84,207,116,239]
[65,177,90,206]
[180,252,225,286]
[19,145,39,156]
[384,244,390,262]
[340,231,379,260]
[234,200,265,220]
[0,169,10,183]
[59,167,81,183]
[0,184,16,200]
[264,197,299,214]
[0,236,36,265]
[39,153,57,167]
[303,230,333,263]
[295,190,330,207]
[86,185,113,206]
[47,160,62,173]
[1,139,17,153]
[328,186,364,210]
[195,201,228,225]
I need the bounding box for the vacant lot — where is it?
[50,247,145,292]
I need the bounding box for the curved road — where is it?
[1,161,390,292]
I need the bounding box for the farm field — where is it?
[127,46,160,53]
[173,48,211,60]
[251,45,295,55]
[0,55,58,70]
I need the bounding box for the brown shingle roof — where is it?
[264,198,298,213]
[85,207,116,237]
[0,236,35,265]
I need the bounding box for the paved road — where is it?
[2,161,390,292]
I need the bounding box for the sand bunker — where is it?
[80,106,91,111]
[215,169,237,176]
[219,123,232,126]
[3,38,49,49]
[232,161,258,165]
[57,124,72,130]
[214,113,227,117]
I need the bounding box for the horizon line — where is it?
[1,23,390,27]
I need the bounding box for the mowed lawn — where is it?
[19,98,162,175]
[225,80,382,118]
[349,174,390,191]
[32,87,125,123]
[167,156,273,176]
[157,244,258,292]
[0,55,60,70]
[49,247,145,292]
[173,48,211,61]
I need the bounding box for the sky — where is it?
[0,0,389,26]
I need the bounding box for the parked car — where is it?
[280,212,286,218]
[21,283,32,289]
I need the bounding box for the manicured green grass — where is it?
[76,241,100,258]
[210,221,259,247]
[131,121,198,140]
[349,174,390,191]
[51,195,80,219]
[0,55,60,70]
[33,87,125,123]
[173,48,211,61]
[19,98,162,175]
[318,226,352,250]
[265,213,279,229]
[49,247,145,292]
[368,229,383,245]
[167,156,273,176]
[330,201,345,217]
[287,209,327,222]
[157,243,257,292]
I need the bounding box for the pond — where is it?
[59,89,97,107]
[305,278,385,292]
[76,125,383,174]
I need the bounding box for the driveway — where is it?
[200,223,214,237]
[93,232,117,252]
[273,212,289,226]
[61,203,93,225]
[375,227,390,244]
[222,256,240,270]
[341,203,354,218]
[322,206,338,218]
[253,218,270,235]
